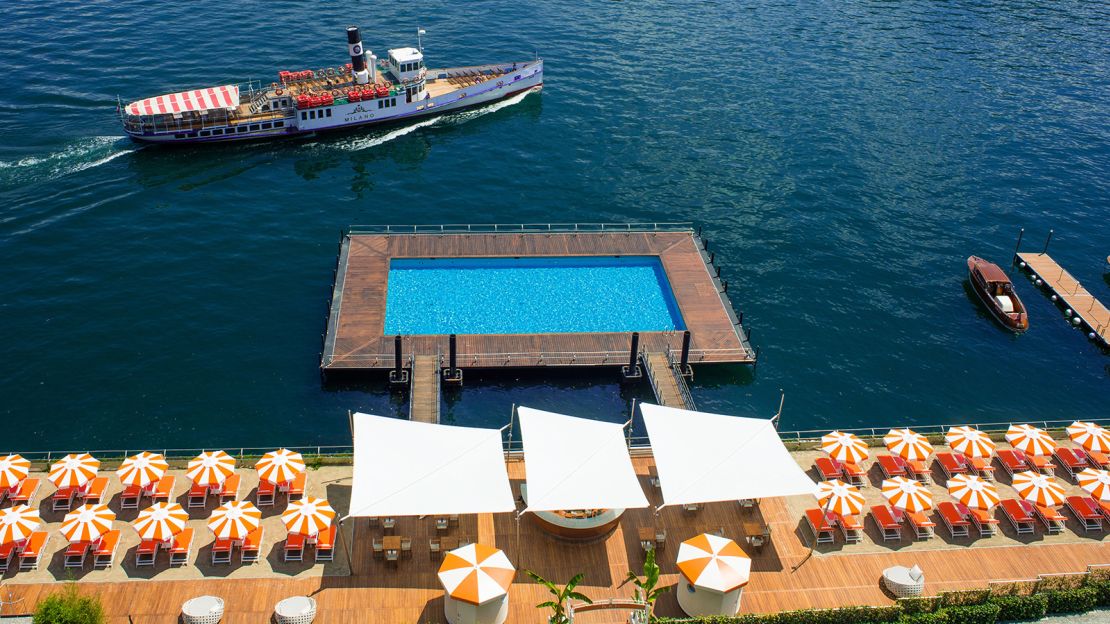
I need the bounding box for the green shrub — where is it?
[899,597,939,614]
[1043,587,1099,614]
[990,594,1047,621]
[898,612,948,624]
[939,603,1000,624]
[1087,580,1110,607]
[938,590,991,607]
[32,584,104,624]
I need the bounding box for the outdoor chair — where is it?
[682,503,700,512]
[64,541,91,568]
[287,472,306,500]
[1031,502,1065,534]
[284,533,305,562]
[314,526,335,563]
[0,542,16,573]
[242,527,263,564]
[1096,500,1110,524]
[870,505,902,541]
[996,449,1030,478]
[1065,496,1103,532]
[655,527,667,549]
[906,511,936,540]
[257,480,276,507]
[218,473,241,504]
[877,455,907,479]
[959,453,995,481]
[435,517,449,531]
[841,462,866,487]
[958,504,998,537]
[188,483,208,509]
[136,539,159,567]
[211,538,233,564]
[53,486,78,512]
[882,565,925,598]
[429,537,441,558]
[93,530,121,569]
[999,499,1035,534]
[120,485,142,510]
[1087,451,1110,471]
[935,453,969,482]
[805,509,836,544]
[814,457,844,482]
[83,477,109,504]
[836,513,863,543]
[170,528,194,566]
[905,459,931,484]
[372,537,383,559]
[938,502,970,538]
[9,478,40,506]
[401,537,412,557]
[1053,448,1088,481]
[19,532,48,570]
[152,475,175,503]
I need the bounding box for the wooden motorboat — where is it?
[968,256,1029,332]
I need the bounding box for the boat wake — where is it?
[0,136,137,189]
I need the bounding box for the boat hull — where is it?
[968,256,1029,333]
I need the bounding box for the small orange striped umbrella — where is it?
[117,452,168,489]
[945,426,996,459]
[48,453,100,489]
[133,502,188,542]
[187,451,236,488]
[1011,471,1066,508]
[821,431,869,464]
[61,504,115,543]
[0,454,31,490]
[676,533,750,593]
[881,477,933,513]
[1067,422,1110,454]
[1077,469,1110,502]
[946,474,1000,510]
[256,448,305,485]
[0,505,41,545]
[883,429,933,462]
[208,501,261,540]
[1005,425,1056,457]
[281,497,335,538]
[815,480,866,516]
[437,543,516,605]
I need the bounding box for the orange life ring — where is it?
[275,88,284,96]
[383,81,392,88]
[332,89,341,97]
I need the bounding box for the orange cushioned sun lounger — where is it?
[1032,503,1066,534]
[805,509,835,544]
[1065,496,1103,532]
[19,531,48,570]
[877,455,907,479]
[837,513,863,543]
[814,457,843,481]
[64,541,90,568]
[870,505,902,541]
[996,449,1030,477]
[1000,499,1035,534]
[906,511,936,539]
[219,473,241,502]
[10,478,40,505]
[120,484,142,509]
[242,527,263,564]
[188,482,208,508]
[841,462,866,487]
[83,477,109,504]
[93,530,120,569]
[288,472,306,499]
[170,528,194,567]
[1088,451,1110,470]
[962,453,995,480]
[135,539,159,567]
[284,532,305,562]
[964,506,999,536]
[1053,448,1088,480]
[938,502,970,537]
[935,452,968,480]
[152,475,175,503]
[314,525,335,562]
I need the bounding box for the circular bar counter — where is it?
[528,508,625,541]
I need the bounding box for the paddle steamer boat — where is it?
[119,27,543,144]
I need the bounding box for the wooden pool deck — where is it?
[1017,251,1110,347]
[321,225,754,372]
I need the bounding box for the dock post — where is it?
[1042,229,1053,255]
[678,330,693,378]
[1012,227,1024,263]
[389,335,409,386]
[443,333,463,385]
[621,332,642,381]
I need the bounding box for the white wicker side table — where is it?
[181,596,225,624]
[275,596,318,624]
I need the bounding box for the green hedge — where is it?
[898,612,947,624]
[938,603,1000,624]
[32,584,104,624]
[989,594,1047,621]
[1043,587,1099,614]
[1091,580,1110,607]
[654,605,902,624]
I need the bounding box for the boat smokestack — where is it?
[347,26,370,85]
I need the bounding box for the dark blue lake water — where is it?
[1,0,1107,451]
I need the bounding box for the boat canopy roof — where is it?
[389,47,422,63]
[974,260,1010,283]
[126,85,239,117]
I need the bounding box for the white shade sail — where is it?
[347,413,515,518]
[517,407,648,512]
[640,403,818,508]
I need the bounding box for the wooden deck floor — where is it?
[1018,252,1110,346]
[642,352,691,409]
[322,231,752,371]
[5,456,1108,623]
[409,355,440,423]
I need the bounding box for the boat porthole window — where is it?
[301,112,307,120]
[200,130,210,136]
[238,126,247,133]
[326,110,332,118]
[250,124,260,130]
[378,100,383,109]
[261,123,272,129]
[275,121,283,127]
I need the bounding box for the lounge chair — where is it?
[135,539,159,567]
[287,472,306,501]
[187,482,208,508]
[906,459,931,484]
[957,503,998,537]
[256,480,276,507]
[883,565,925,598]
[152,475,175,503]
[814,457,844,482]
[935,452,969,481]
[1087,451,1110,471]
[83,477,109,505]
[64,541,91,568]
[870,505,902,541]
[906,511,936,540]
[53,486,78,512]
[999,499,1035,534]
[1054,448,1088,481]
[997,449,1032,478]
[242,527,263,564]
[877,455,907,479]
[805,508,836,544]
[211,538,233,564]
[19,531,48,570]
[938,502,970,537]
[9,477,40,506]
[284,533,305,562]
[0,542,16,573]
[218,473,241,504]
[836,513,863,543]
[842,462,866,487]
[1065,496,1104,532]
[1027,452,1055,475]
[93,530,120,569]
[314,525,335,562]
[961,453,995,481]
[1031,502,1066,534]
[120,485,142,510]
[1097,500,1110,524]
[170,528,194,566]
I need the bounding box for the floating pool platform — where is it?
[321,223,756,382]
[1016,250,1109,348]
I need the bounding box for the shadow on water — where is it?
[960,279,1021,338]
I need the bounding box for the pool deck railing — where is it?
[1016,249,1110,347]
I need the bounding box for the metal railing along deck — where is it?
[346,222,694,235]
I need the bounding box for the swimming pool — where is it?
[383,256,686,335]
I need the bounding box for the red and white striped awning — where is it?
[126,85,240,116]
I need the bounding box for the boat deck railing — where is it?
[346,222,694,235]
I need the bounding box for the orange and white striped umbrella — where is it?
[815,480,866,516]
[256,448,305,485]
[881,477,933,513]
[281,497,335,538]
[61,504,115,543]
[0,454,31,490]
[1077,469,1110,502]
[821,431,869,464]
[946,474,1000,510]
[1011,471,1066,508]
[1005,425,1056,457]
[48,453,100,489]
[116,452,168,488]
[208,500,261,540]
[676,533,751,593]
[437,543,516,605]
[945,426,996,458]
[0,505,41,545]
[884,429,933,462]
[133,502,188,542]
[1067,422,1110,454]
[187,451,236,488]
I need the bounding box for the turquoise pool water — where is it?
[383,256,686,335]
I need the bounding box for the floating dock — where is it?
[1017,251,1109,347]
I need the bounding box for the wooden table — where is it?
[382,536,401,561]
[741,517,770,550]
[440,536,459,552]
[637,527,655,551]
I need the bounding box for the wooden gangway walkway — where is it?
[642,351,696,410]
[1018,252,1110,347]
[409,355,440,424]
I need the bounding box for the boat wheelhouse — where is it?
[119,26,542,144]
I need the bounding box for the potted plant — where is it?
[621,547,668,623]
[526,570,591,624]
